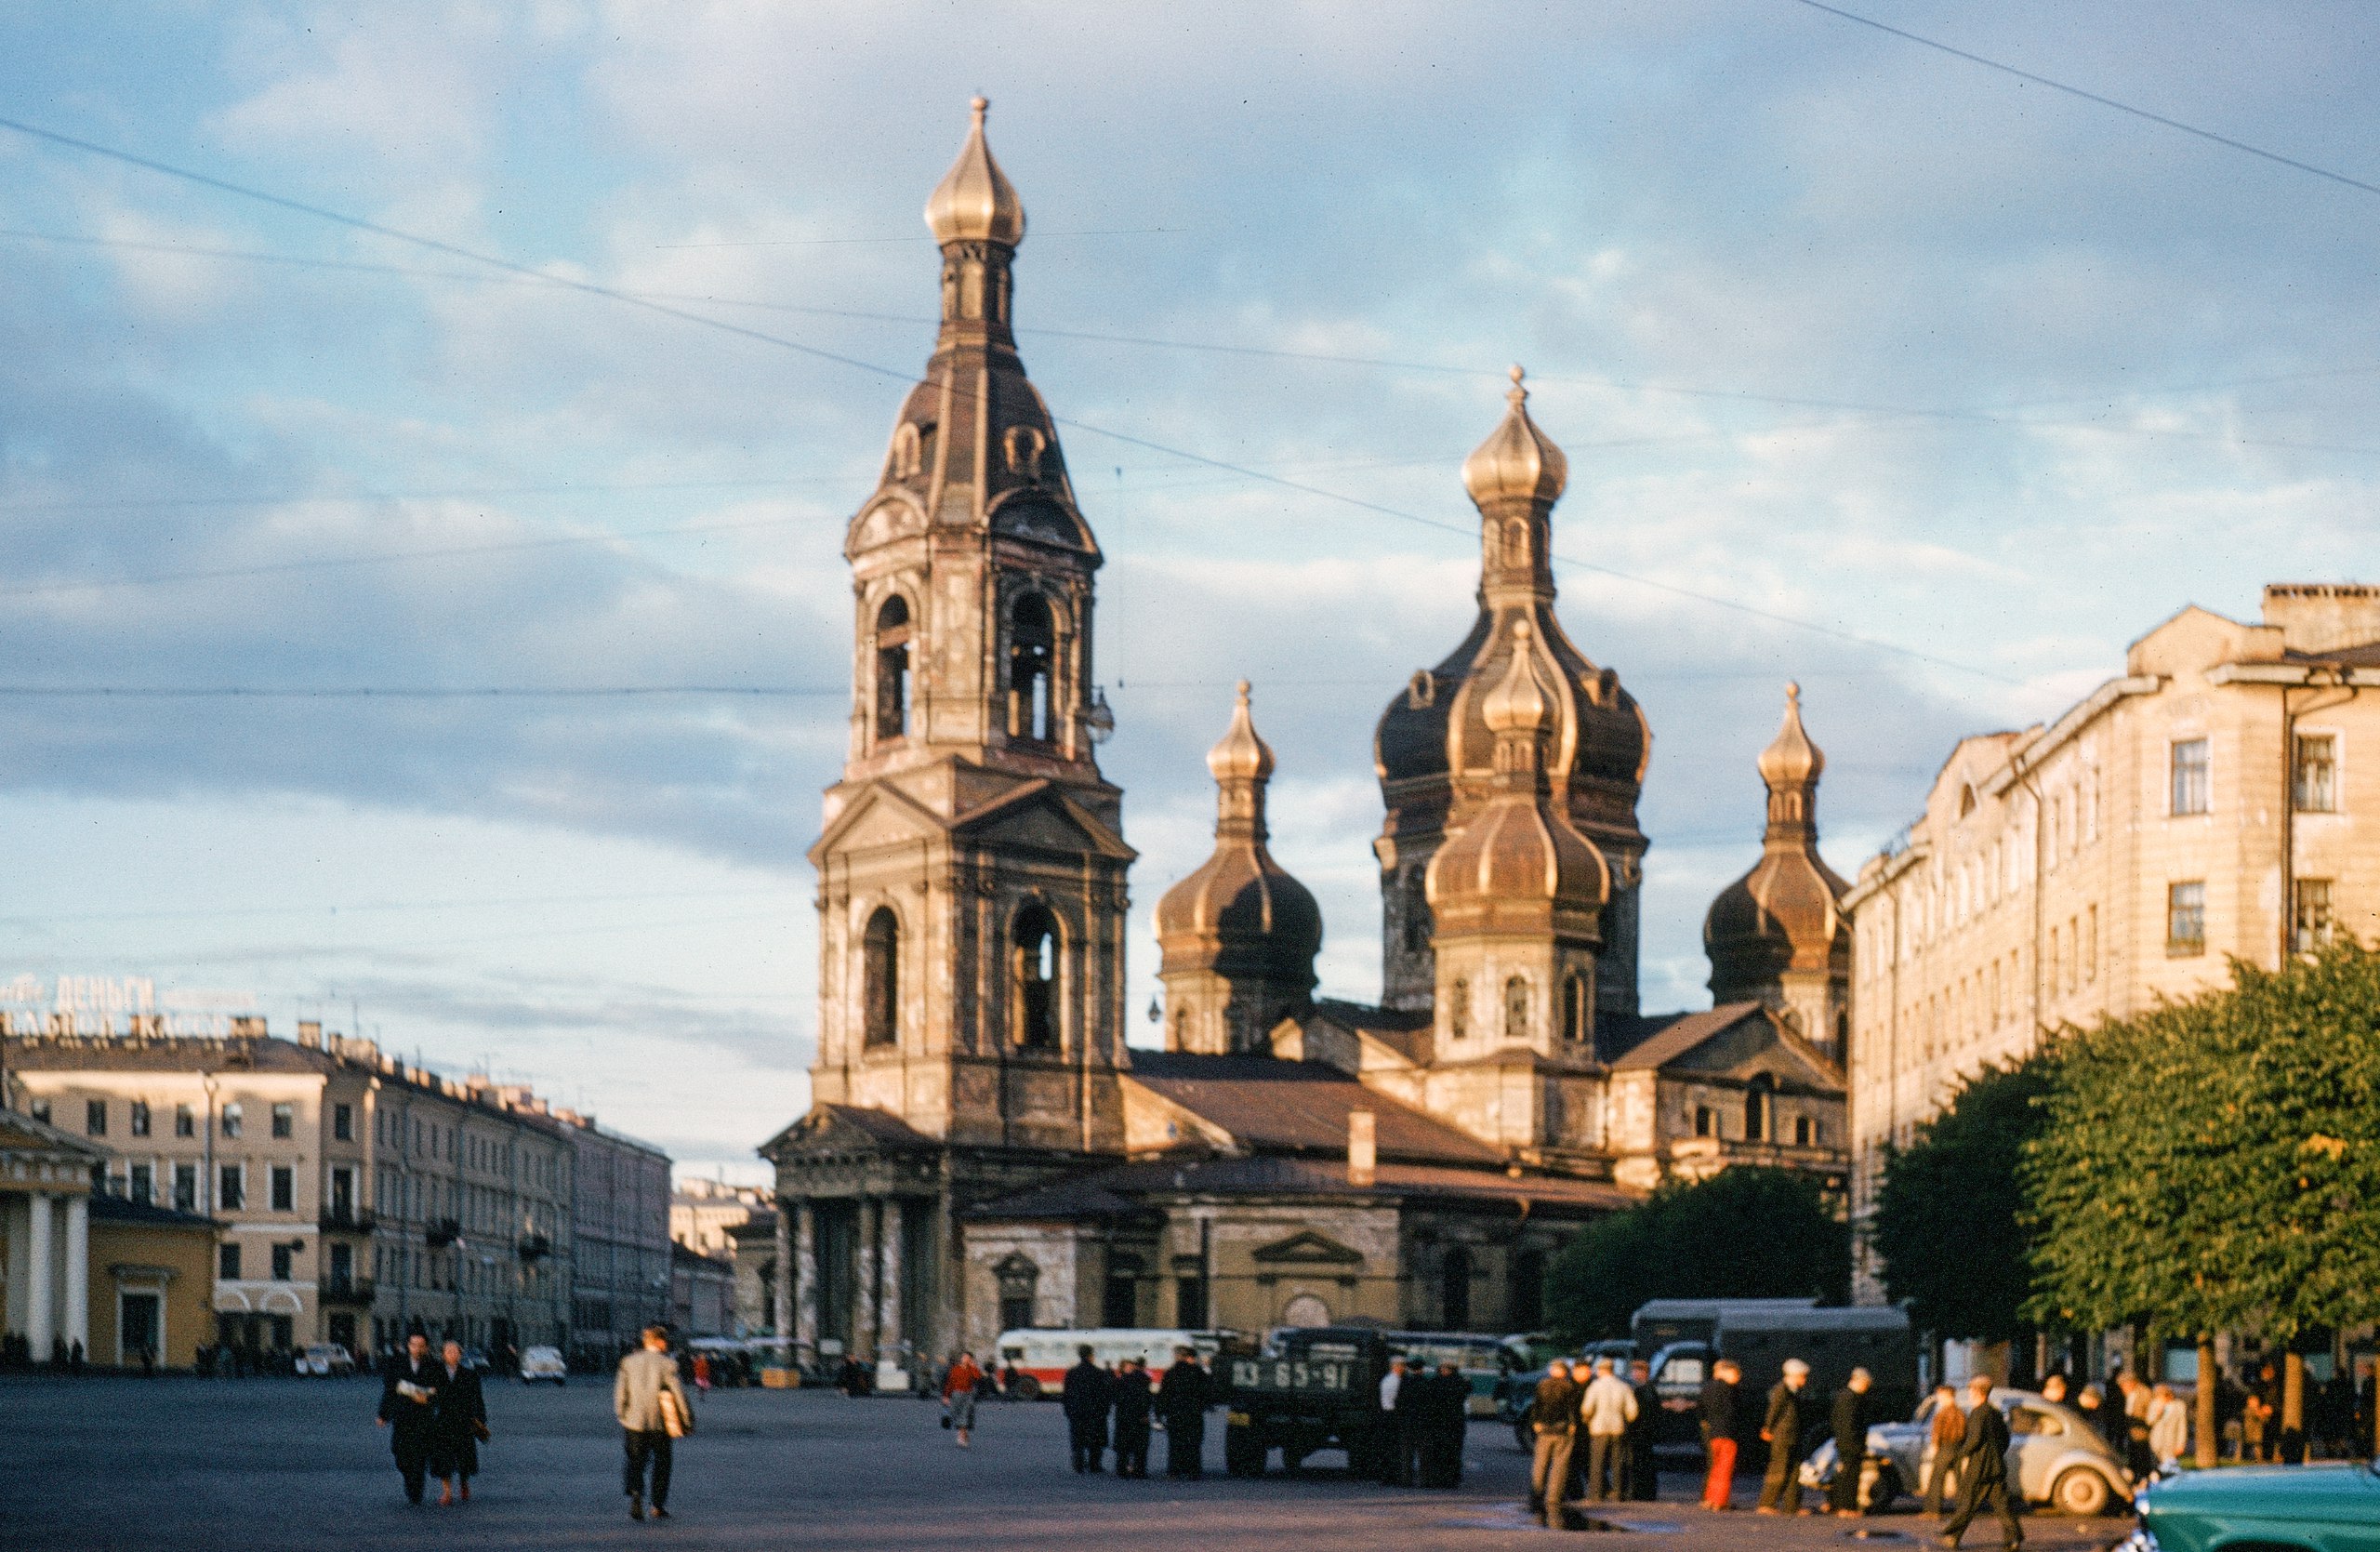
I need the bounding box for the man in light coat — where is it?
[1580,1357,1640,1504]
[2147,1382,2189,1471]
[615,1325,694,1522]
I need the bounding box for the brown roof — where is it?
[964,1174,1154,1222]
[1010,1154,1634,1214]
[1122,1052,1501,1165]
[1611,1003,1769,1071]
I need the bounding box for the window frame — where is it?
[220,1102,243,1139]
[270,1164,295,1214]
[2166,880,2207,957]
[218,1241,243,1281]
[270,1102,294,1140]
[2294,878,2334,954]
[2293,732,2337,814]
[2169,737,2211,816]
[218,1162,245,1213]
[86,1098,107,1137]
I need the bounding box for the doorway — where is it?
[119,1291,162,1365]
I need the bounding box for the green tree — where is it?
[1545,1166,1848,1341]
[1871,1055,2056,1343]
[2023,940,2380,1466]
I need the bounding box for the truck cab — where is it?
[1222,1327,1394,1478]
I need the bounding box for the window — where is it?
[1007,592,1056,744]
[2084,906,2098,983]
[874,594,912,744]
[86,1098,107,1136]
[271,1165,295,1214]
[2167,881,2206,956]
[271,1243,294,1281]
[219,1164,245,1212]
[1401,869,1431,955]
[218,1242,242,1280]
[1744,1074,1773,1143]
[2170,738,2210,815]
[1503,976,1529,1041]
[2294,879,2334,954]
[129,1099,151,1137]
[129,1162,153,1205]
[1794,1116,1814,1147]
[1561,973,1589,1044]
[27,1098,48,1125]
[1448,978,1469,1041]
[332,1103,353,1142]
[175,1103,194,1138]
[2294,734,2336,812]
[271,1102,293,1139]
[862,907,901,1047]
[174,1163,198,1212]
[1011,903,1059,1049]
[221,1102,243,1139]
[1694,1106,1712,1138]
[1440,1244,1472,1329]
[330,1167,354,1220]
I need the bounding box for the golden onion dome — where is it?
[924,96,1026,248]
[1480,621,1551,737]
[1207,680,1276,783]
[1756,681,1824,790]
[1461,365,1567,510]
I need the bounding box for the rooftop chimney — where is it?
[297,1020,322,1049]
[1348,1109,1377,1187]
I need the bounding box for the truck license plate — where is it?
[1226,1411,1250,1426]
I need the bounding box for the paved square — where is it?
[0,1375,2133,1551]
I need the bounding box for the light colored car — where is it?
[295,1343,354,1377]
[1800,1386,2134,1517]
[519,1345,567,1385]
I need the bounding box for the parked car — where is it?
[1800,1386,2133,1517]
[519,1346,568,1385]
[2123,1459,2380,1552]
[294,1343,354,1377]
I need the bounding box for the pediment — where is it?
[847,492,927,556]
[811,783,950,862]
[763,1103,935,1160]
[953,783,1135,862]
[1251,1229,1364,1267]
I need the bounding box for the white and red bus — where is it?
[992,1328,1237,1399]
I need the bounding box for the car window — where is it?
[1662,1358,1705,1386]
[2010,1408,2060,1436]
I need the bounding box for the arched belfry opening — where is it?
[874,594,911,744]
[1744,1071,1774,1142]
[1011,903,1060,1050]
[1009,592,1056,745]
[862,907,900,1047]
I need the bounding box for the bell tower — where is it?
[807,99,1132,1153]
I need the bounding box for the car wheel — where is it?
[2050,1467,2110,1518]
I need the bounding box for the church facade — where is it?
[763,103,1852,1372]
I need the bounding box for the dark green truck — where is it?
[1222,1327,1394,1478]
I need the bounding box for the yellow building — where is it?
[86,1193,218,1368]
[1843,584,2380,1298]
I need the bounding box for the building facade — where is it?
[1843,584,2380,1299]
[6,1020,575,1360]
[565,1114,673,1360]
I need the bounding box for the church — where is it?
[760,101,1853,1368]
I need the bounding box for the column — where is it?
[877,1200,903,1370]
[855,1199,879,1361]
[772,1199,794,1340]
[63,1194,89,1356]
[25,1190,54,1359]
[3,1195,28,1336]
[793,1201,818,1368]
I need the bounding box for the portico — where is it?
[0,1108,102,1361]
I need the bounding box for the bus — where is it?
[1384,1332,1518,1417]
[993,1328,1240,1399]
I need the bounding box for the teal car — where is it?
[2125,1462,2380,1552]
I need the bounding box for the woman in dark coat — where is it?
[429,1340,488,1506]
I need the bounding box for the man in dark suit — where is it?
[1627,1359,1661,1501]
[1110,1358,1154,1479]
[1938,1376,2022,1549]
[1062,1346,1112,1473]
[1423,1361,1470,1489]
[430,1339,488,1507]
[1829,1367,1874,1517]
[1159,1348,1210,1480]
[1756,1358,1811,1514]
[376,1332,445,1505]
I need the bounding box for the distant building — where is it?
[564,1115,671,1360]
[725,1211,780,1337]
[4,1019,574,1360]
[670,1177,771,1258]
[1844,583,2380,1300]
[669,1241,734,1338]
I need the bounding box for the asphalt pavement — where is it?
[0,1374,2135,1552]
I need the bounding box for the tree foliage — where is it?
[1545,1166,1849,1341]
[1871,1055,2056,1342]
[2022,940,2380,1346]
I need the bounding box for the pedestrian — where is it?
[2148,1382,2188,1471]
[2354,1360,2376,1461]
[1063,1344,1112,1472]
[2116,1371,2156,1480]
[429,1339,487,1508]
[1111,1358,1154,1479]
[376,1332,445,1506]
[1921,1383,1966,1517]
[1159,1346,1210,1480]
[615,1324,694,1522]
[1528,1358,1583,1530]
[1627,1358,1660,1501]
[1937,1374,2021,1550]
[2242,1364,2275,1463]
[1423,1361,1469,1489]
[693,1351,711,1394]
[2038,1373,2067,1406]
[2074,1384,2107,1453]
[1393,1357,1431,1486]
[1756,1357,1811,1515]
[1829,1366,1874,1518]
[1372,1355,1409,1483]
[943,1349,983,1447]
[1699,1358,1743,1510]
[1580,1356,1638,1504]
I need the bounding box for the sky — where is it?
[0,2,2374,1179]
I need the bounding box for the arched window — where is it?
[1441,1244,1472,1330]
[1012,903,1059,1050]
[1008,592,1056,745]
[874,594,911,743]
[1503,976,1529,1041]
[1561,972,1589,1044]
[1003,424,1045,481]
[1694,1106,1712,1138]
[1401,869,1432,954]
[1794,1115,1815,1147]
[1448,978,1469,1041]
[1744,1073,1774,1143]
[862,908,899,1048]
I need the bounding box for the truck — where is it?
[1222,1326,1394,1478]
[1632,1300,1918,1450]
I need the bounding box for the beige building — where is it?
[1843,584,2380,1298]
[671,1177,773,1258]
[7,1020,575,1360]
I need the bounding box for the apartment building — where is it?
[1842,584,2380,1298]
[564,1114,671,1361]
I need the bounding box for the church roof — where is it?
[1121,1052,1501,1165]
[761,1103,938,1160]
[968,1154,1635,1218]
[1610,1002,1771,1071]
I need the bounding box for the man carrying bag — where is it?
[616,1325,695,1522]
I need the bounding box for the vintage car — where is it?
[1800,1386,2134,1516]
[294,1343,354,1378]
[2122,1460,2380,1552]
[519,1345,568,1385]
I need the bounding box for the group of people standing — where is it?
[1522,1355,1664,1529]
[1373,1355,1472,1489]
[1053,1346,1217,1479]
